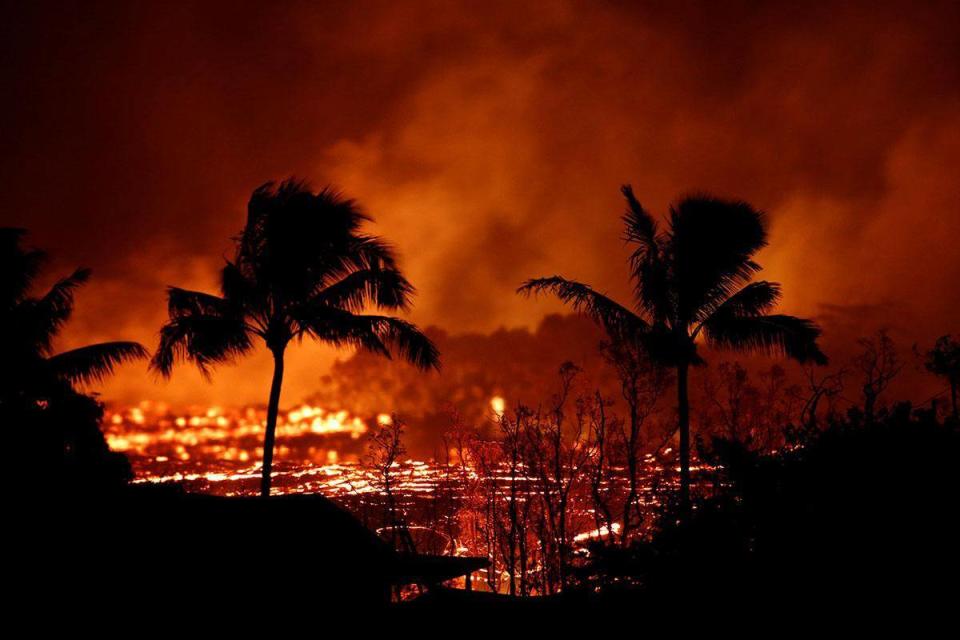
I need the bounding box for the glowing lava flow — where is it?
[103,397,679,594]
[104,401,386,493]
[107,402,372,452]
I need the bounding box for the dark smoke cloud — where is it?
[1,0,957,407]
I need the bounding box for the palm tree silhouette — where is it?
[520,187,825,508]
[1,228,148,394]
[151,179,440,497]
[2,228,147,488]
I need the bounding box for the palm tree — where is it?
[151,179,440,497]
[0,227,148,398]
[519,187,825,508]
[1,228,148,488]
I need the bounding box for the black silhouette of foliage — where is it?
[47,342,151,385]
[519,277,649,346]
[521,187,825,367]
[152,179,439,496]
[153,180,438,378]
[0,228,146,489]
[574,406,960,609]
[0,228,147,393]
[520,186,825,506]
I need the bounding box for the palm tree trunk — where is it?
[260,348,285,497]
[677,361,691,512]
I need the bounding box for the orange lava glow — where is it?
[104,397,516,496]
[104,400,378,492]
[105,397,679,594]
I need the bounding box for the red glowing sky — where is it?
[2,1,958,406]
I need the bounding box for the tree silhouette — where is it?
[925,335,960,420]
[519,187,825,508]
[1,228,147,487]
[0,228,148,397]
[151,179,440,496]
[854,329,901,423]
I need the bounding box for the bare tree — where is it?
[440,407,472,557]
[702,361,752,443]
[584,390,618,549]
[364,415,416,553]
[466,404,541,596]
[469,435,505,592]
[602,340,669,542]
[756,365,797,447]
[854,329,902,422]
[521,363,597,592]
[796,364,846,430]
[441,359,669,595]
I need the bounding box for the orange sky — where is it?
[2,0,958,407]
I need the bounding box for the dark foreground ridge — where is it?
[407,407,960,618]
[56,488,487,613]
[43,406,960,621]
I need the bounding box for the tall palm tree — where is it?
[151,179,440,497]
[520,187,825,508]
[0,228,148,398]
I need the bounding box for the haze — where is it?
[2,0,957,406]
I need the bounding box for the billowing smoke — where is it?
[1,1,956,409]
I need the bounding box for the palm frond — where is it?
[167,287,231,318]
[702,313,827,365]
[694,280,782,326]
[48,341,148,385]
[634,252,673,325]
[152,315,253,379]
[324,234,399,275]
[295,305,439,371]
[313,267,414,312]
[621,185,659,260]
[360,315,440,371]
[30,267,91,353]
[153,286,256,378]
[328,325,393,360]
[620,186,673,323]
[518,277,649,342]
